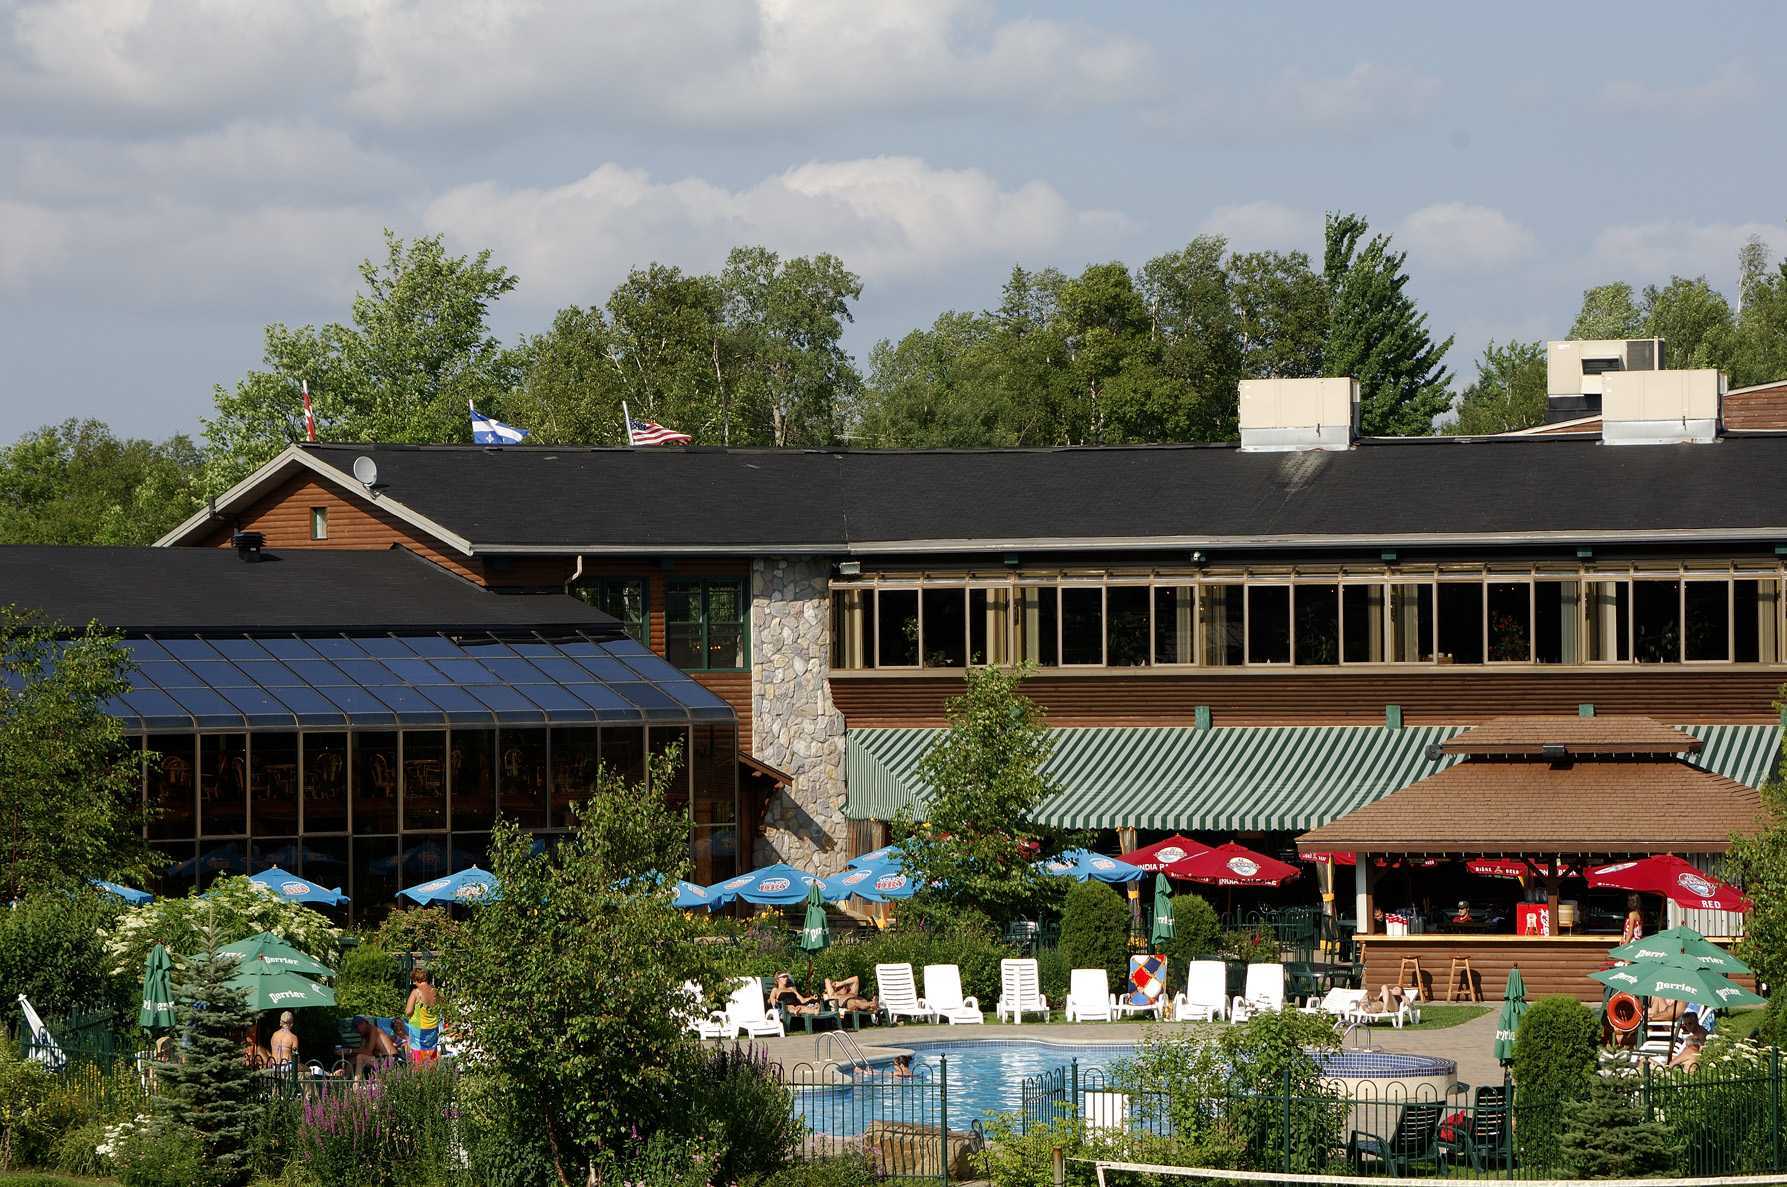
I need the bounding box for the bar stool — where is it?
[1445,955,1480,1002]
[1396,956,1423,996]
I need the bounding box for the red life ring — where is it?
[1607,992,1642,1033]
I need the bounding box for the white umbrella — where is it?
[17,994,66,1071]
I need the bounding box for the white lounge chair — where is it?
[1065,968,1115,1022]
[923,964,983,1025]
[996,958,1049,1023]
[1301,987,1367,1021]
[724,977,786,1039]
[681,981,733,1040]
[18,995,66,1071]
[1228,962,1285,1023]
[1348,986,1421,1029]
[875,962,935,1024]
[1172,960,1228,1022]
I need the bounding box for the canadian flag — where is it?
[301,380,316,442]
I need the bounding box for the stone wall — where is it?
[750,557,850,872]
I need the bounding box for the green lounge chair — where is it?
[1348,1101,1444,1177]
[1440,1086,1509,1172]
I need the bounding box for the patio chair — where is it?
[680,981,733,1040]
[875,962,935,1024]
[1349,986,1422,1028]
[17,995,66,1071]
[1113,957,1166,1021]
[1301,987,1367,1022]
[1348,1101,1444,1176]
[763,975,842,1033]
[1065,968,1116,1022]
[1440,1085,1509,1172]
[724,977,786,1039]
[1171,960,1228,1022]
[922,964,983,1025]
[1228,962,1285,1023]
[995,958,1049,1023]
[1637,1014,1676,1061]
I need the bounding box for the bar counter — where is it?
[1355,932,1741,1003]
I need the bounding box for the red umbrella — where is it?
[1466,858,1573,880]
[1304,851,1357,866]
[1117,834,1209,872]
[1164,842,1300,887]
[1587,855,1752,912]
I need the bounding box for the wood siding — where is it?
[1726,384,1787,430]
[1359,934,1752,1004]
[828,667,1787,727]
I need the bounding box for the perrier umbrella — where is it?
[138,944,175,1032]
[1494,966,1527,1064]
[1590,959,1764,1008]
[1150,873,1176,946]
[217,933,333,979]
[1609,926,1752,977]
[798,883,830,953]
[225,967,336,1011]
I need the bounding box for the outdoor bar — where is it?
[1296,716,1763,1002]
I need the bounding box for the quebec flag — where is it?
[469,402,529,445]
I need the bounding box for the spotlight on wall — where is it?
[837,560,862,577]
[1189,550,1208,567]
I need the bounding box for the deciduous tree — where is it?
[0,420,201,546]
[1569,282,1644,338]
[1451,339,1548,435]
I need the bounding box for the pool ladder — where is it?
[816,1029,872,1077]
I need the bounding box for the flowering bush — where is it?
[297,1062,460,1187]
[111,1115,205,1187]
[105,875,341,977]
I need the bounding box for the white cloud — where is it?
[1197,202,1321,252]
[1598,62,1759,117]
[1592,220,1787,280]
[423,156,1129,305]
[1279,62,1440,131]
[1398,203,1536,273]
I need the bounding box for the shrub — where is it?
[751,1154,879,1187]
[114,1118,205,1187]
[1221,929,1279,965]
[1058,881,1128,989]
[297,1063,460,1187]
[1511,995,1600,1171]
[334,942,404,1020]
[105,876,341,980]
[370,908,461,959]
[1555,1075,1682,1179]
[689,1044,801,1186]
[0,890,130,1023]
[0,1041,58,1170]
[1035,945,1070,1008]
[247,1097,301,1184]
[591,1128,727,1187]
[51,1120,111,1178]
[458,1070,555,1187]
[1158,893,1223,972]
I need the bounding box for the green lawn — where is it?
[1363,1004,1492,1031]
[0,1175,118,1187]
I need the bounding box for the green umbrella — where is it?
[1590,959,1764,1008]
[1609,926,1751,976]
[217,933,333,978]
[138,944,175,1032]
[1150,873,1176,946]
[798,884,830,953]
[226,967,336,1011]
[1493,966,1527,1064]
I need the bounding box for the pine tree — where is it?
[163,926,260,1187]
[1322,212,1454,436]
[1554,1076,1683,1179]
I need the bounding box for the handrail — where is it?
[816,1028,872,1075]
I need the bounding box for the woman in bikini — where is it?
[770,972,821,1016]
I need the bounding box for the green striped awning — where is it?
[846,722,1784,833]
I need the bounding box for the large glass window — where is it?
[1293,584,1339,665]
[196,839,248,888]
[1061,587,1105,665]
[1154,586,1195,664]
[692,726,738,884]
[601,726,646,789]
[352,732,399,834]
[574,577,648,645]
[921,588,966,667]
[403,731,447,831]
[152,841,197,895]
[1107,586,1151,667]
[200,733,247,836]
[499,729,547,828]
[1684,581,1730,661]
[148,733,196,840]
[1486,582,1531,662]
[1735,579,1779,663]
[1247,586,1290,664]
[832,589,870,668]
[1202,584,1244,666]
[1534,581,1578,664]
[352,837,400,916]
[306,837,349,894]
[1388,583,1434,662]
[667,579,746,670]
[400,835,451,886]
[551,727,601,827]
[651,727,691,813]
[303,733,348,832]
[876,589,920,667]
[1342,585,1383,663]
[1585,580,1630,661]
[250,731,300,835]
[449,729,495,832]
[1437,583,1484,665]
[968,587,1012,665]
[1017,586,1058,666]
[1634,579,1681,663]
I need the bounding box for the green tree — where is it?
[0,888,129,1022]
[204,231,521,491]
[1641,276,1738,370]
[1554,1075,1683,1179]
[0,608,154,901]
[1722,736,1787,1009]
[1058,880,1129,988]
[163,927,260,1187]
[857,312,1013,447]
[1451,339,1548,435]
[0,420,202,546]
[439,744,707,1185]
[504,305,626,445]
[1322,212,1453,435]
[1229,249,1328,380]
[1733,236,1787,387]
[608,264,736,442]
[1569,282,1644,338]
[894,664,1083,924]
[721,246,863,446]
[104,874,342,979]
[1511,995,1601,1169]
[1119,236,1245,442]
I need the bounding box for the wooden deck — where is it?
[1357,933,1741,1003]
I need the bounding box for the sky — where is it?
[4,0,1786,441]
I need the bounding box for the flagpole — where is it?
[621,401,631,447]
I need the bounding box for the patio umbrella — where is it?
[217,933,333,978]
[1150,874,1176,946]
[798,884,830,953]
[93,879,154,906]
[138,944,175,1031]
[1589,959,1764,1008]
[1609,925,1752,976]
[1036,849,1147,884]
[1587,855,1752,913]
[397,866,500,905]
[820,862,918,904]
[1493,966,1527,1064]
[707,862,823,907]
[226,967,336,1011]
[1164,842,1300,887]
[673,880,720,910]
[247,866,348,907]
[1302,851,1357,867]
[847,844,908,870]
[1117,834,1208,872]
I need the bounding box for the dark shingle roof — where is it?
[0,546,617,635]
[289,435,1787,552]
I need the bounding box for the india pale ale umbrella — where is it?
[1494,966,1527,1064]
[1164,842,1300,887]
[1117,834,1208,872]
[138,944,175,1032]
[1586,855,1752,913]
[1609,925,1752,976]
[1150,874,1176,946]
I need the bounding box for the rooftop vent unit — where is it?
[1545,338,1664,422]
[231,530,265,562]
[1601,368,1725,445]
[1238,377,1359,452]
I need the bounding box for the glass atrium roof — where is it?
[96,632,735,732]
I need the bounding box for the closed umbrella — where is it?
[1494,966,1527,1064]
[1150,874,1176,946]
[1589,960,1764,1008]
[217,933,333,978]
[138,944,175,1032]
[798,884,830,953]
[1609,925,1751,976]
[226,967,336,1011]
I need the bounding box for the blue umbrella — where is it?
[1036,849,1147,884]
[247,866,348,906]
[673,880,722,910]
[847,845,908,870]
[92,879,153,906]
[397,866,500,905]
[706,862,823,907]
[821,862,919,903]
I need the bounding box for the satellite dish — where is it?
[351,456,379,487]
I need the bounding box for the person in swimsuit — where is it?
[269,1010,300,1068]
[770,972,821,1016]
[404,968,441,1065]
[823,976,878,1013]
[345,1016,399,1078]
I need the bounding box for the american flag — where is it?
[627,415,692,446]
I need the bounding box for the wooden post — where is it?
[1118,827,1138,856]
[1545,865,1562,935]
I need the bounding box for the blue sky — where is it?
[3,0,1784,439]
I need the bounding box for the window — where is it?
[876,589,920,667]
[1534,581,1578,664]
[1585,580,1630,661]
[200,733,247,836]
[449,729,495,831]
[1735,579,1779,663]
[1388,583,1434,662]
[1437,583,1483,665]
[1107,586,1151,667]
[1294,584,1340,665]
[575,577,648,645]
[1684,581,1729,662]
[1017,586,1058,666]
[969,587,1012,665]
[1153,586,1195,664]
[1486,582,1531,662]
[1341,585,1383,663]
[1633,580,1681,663]
[249,731,299,835]
[148,733,196,840]
[352,731,399,834]
[666,579,747,670]
[1060,587,1105,665]
[1201,584,1244,666]
[921,588,967,667]
[303,733,348,832]
[1247,585,1290,664]
[309,507,328,540]
[402,730,447,830]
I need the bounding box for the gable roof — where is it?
[0,545,618,635]
[1441,715,1701,757]
[159,434,1787,555]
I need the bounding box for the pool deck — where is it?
[749,1009,1504,1089]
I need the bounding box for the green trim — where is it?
[665,578,750,672]
[1579,703,1595,717]
[1385,704,1403,730]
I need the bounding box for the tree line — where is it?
[6,214,1787,546]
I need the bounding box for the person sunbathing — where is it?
[770,972,822,1016]
[1667,1012,1707,1072]
[823,976,878,1013]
